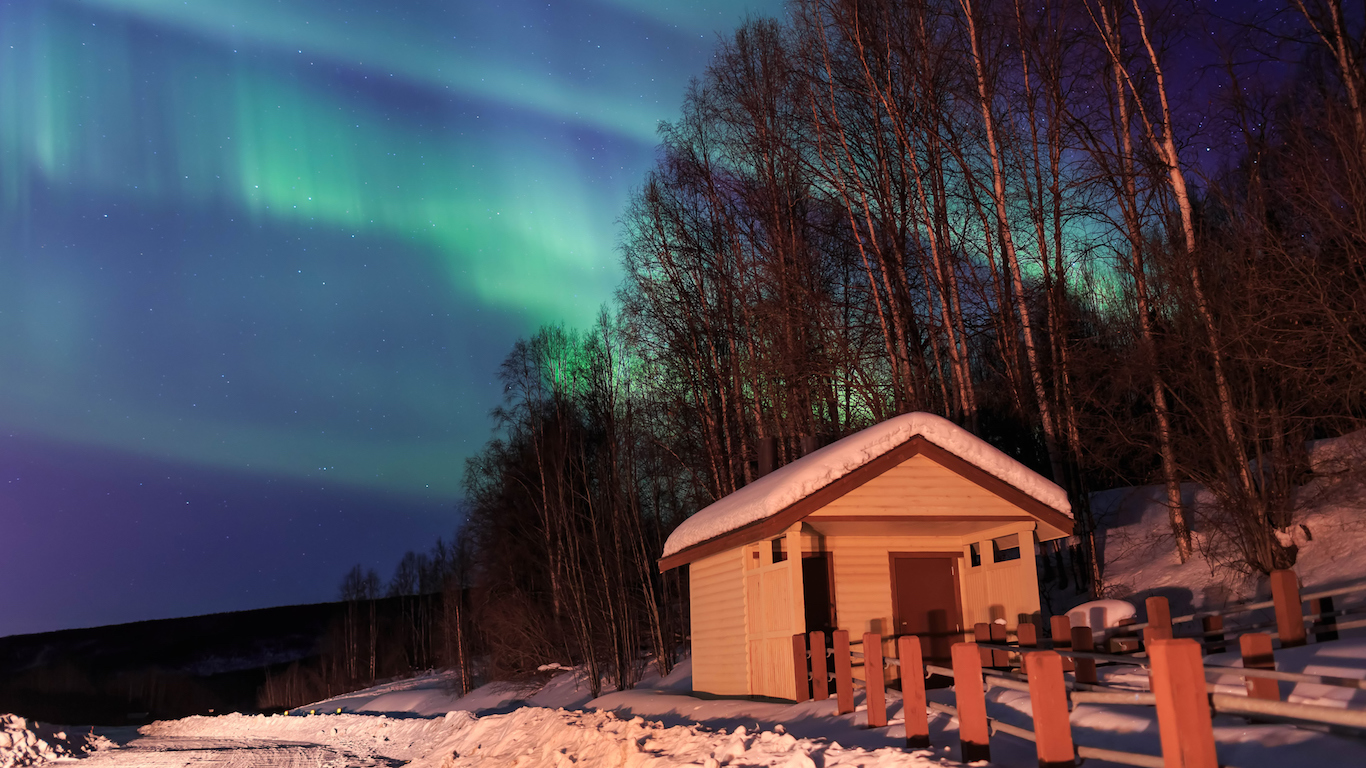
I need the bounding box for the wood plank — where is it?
[792,634,809,703]
[1271,570,1306,648]
[952,642,991,763]
[899,635,930,749]
[1025,651,1075,768]
[810,631,828,700]
[1149,639,1218,768]
[833,630,854,714]
[690,549,748,696]
[1240,633,1280,701]
[864,632,886,727]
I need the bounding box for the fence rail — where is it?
[1108,576,1366,646]
[789,567,1366,767]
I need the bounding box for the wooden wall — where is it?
[807,453,1070,542]
[959,521,1042,629]
[686,452,1055,698]
[688,548,748,696]
[821,533,961,683]
[814,454,1031,518]
[742,528,804,699]
[817,525,1041,683]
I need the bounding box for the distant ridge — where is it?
[0,596,422,725]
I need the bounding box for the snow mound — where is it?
[1065,600,1137,638]
[0,714,110,767]
[1085,434,1366,619]
[664,412,1071,558]
[414,705,939,768]
[110,649,1366,768]
[141,711,460,763]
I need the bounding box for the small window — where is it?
[772,537,787,563]
[969,542,982,567]
[993,534,1021,562]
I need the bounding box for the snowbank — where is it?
[120,702,953,768]
[63,647,1366,768]
[1085,454,1366,620]
[1065,599,1137,638]
[0,714,110,767]
[414,707,946,768]
[137,710,463,764]
[664,412,1072,557]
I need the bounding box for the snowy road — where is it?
[76,736,405,767]
[41,707,961,768]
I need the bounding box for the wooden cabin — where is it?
[659,413,1073,700]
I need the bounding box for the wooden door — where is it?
[891,554,964,664]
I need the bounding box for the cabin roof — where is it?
[660,413,1072,569]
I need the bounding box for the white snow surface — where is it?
[48,650,1366,767]
[1075,432,1366,620]
[1065,599,1138,638]
[16,430,1366,767]
[0,714,111,767]
[663,412,1072,558]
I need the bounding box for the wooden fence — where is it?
[791,569,1366,767]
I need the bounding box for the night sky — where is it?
[0,0,784,637]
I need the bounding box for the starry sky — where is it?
[0,0,784,637]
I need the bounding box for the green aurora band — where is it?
[0,0,784,498]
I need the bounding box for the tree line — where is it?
[347,0,1364,693]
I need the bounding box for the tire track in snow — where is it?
[75,736,404,767]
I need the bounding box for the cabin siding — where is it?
[811,454,1038,519]
[681,444,1055,699]
[960,524,1042,629]
[689,548,748,696]
[824,534,961,683]
[741,529,805,699]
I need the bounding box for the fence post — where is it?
[792,633,809,703]
[1113,617,1141,654]
[1270,569,1306,648]
[1144,596,1173,647]
[1148,638,1218,768]
[898,635,930,749]
[1202,615,1225,655]
[864,632,886,727]
[833,629,854,715]
[810,631,828,701]
[974,622,993,667]
[1018,621,1038,673]
[1025,651,1075,768]
[1310,595,1339,643]
[990,622,1009,668]
[1239,633,1280,701]
[952,642,991,763]
[1071,626,1097,685]
[1050,615,1075,672]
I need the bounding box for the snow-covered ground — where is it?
[7,646,1361,768]
[7,431,1365,767]
[1090,430,1366,619]
[0,714,113,767]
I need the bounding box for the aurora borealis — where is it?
[0,0,782,636]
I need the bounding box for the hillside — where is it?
[1080,430,1366,618]
[0,595,432,725]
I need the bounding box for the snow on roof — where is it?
[661,412,1072,558]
